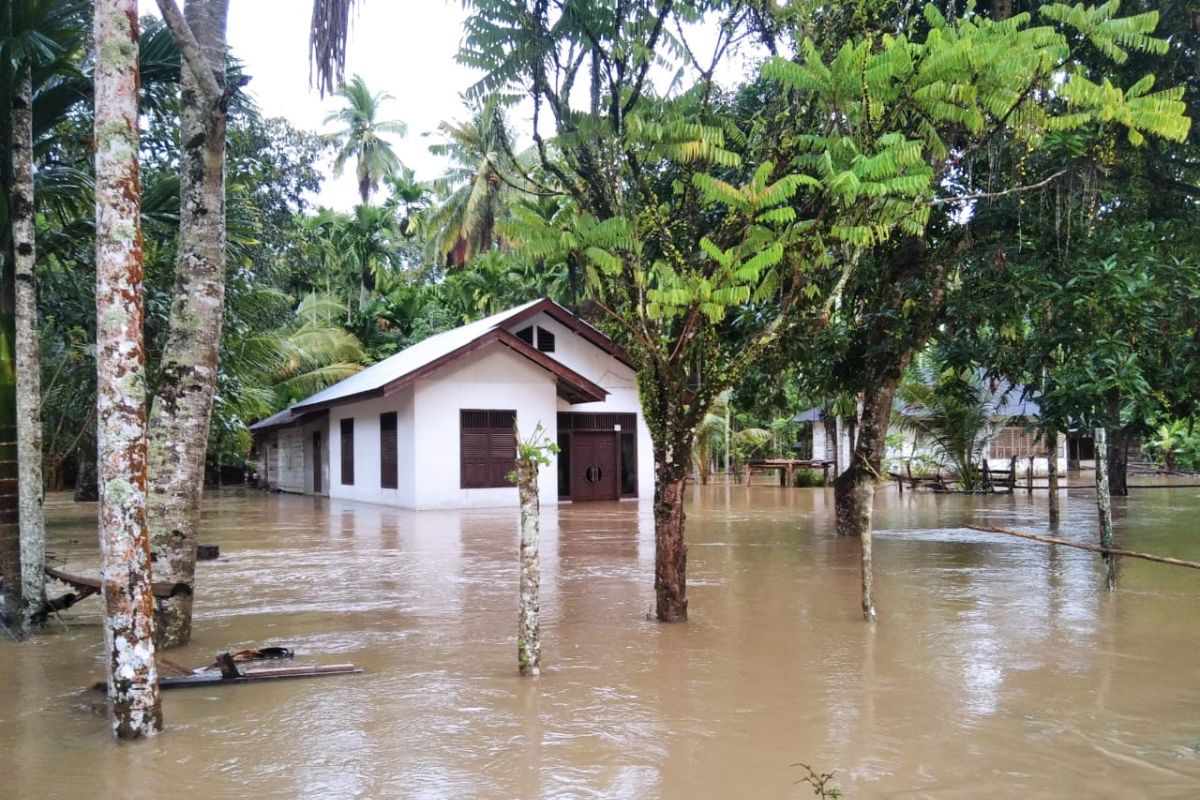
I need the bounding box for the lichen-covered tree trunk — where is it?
[835,372,904,623]
[1094,427,1116,591]
[1106,427,1130,498]
[1047,431,1060,526]
[93,0,163,738]
[147,0,228,648]
[12,66,46,625]
[654,462,688,623]
[516,456,541,676]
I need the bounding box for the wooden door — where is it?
[571,432,619,501]
[312,431,322,494]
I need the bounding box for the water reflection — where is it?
[1,483,1198,798]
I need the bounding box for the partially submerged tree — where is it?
[93,0,163,738]
[148,0,232,648]
[461,0,1189,624]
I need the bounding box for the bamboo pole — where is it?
[966,524,1200,571]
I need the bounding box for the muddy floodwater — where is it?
[2,482,1199,799]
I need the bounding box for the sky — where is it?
[153,2,757,211]
[221,1,481,210]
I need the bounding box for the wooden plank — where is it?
[94,664,362,692]
[45,566,192,599]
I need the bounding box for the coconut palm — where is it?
[324,74,407,204]
[425,95,524,268]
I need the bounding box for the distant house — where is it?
[250,299,653,510]
[795,378,1068,478]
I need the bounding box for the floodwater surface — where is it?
[1,482,1198,799]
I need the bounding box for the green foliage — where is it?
[896,358,1011,491]
[509,422,559,485]
[793,762,843,799]
[324,74,407,204]
[1146,419,1197,471]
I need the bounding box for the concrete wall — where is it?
[328,387,416,508]
[412,345,559,509]
[520,312,655,499]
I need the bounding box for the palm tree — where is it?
[382,166,431,238]
[324,74,407,204]
[895,366,1011,492]
[425,96,524,268]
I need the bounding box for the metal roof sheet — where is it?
[292,298,545,411]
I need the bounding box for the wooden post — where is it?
[516,452,541,676]
[514,423,558,675]
[1094,427,1116,591]
[1026,457,1034,494]
[1008,456,1017,492]
[1047,433,1060,525]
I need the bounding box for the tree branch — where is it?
[932,169,1068,206]
[155,0,222,104]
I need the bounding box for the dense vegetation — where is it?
[0,0,1195,685]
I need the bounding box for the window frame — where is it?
[340,418,355,486]
[460,409,517,489]
[380,411,398,490]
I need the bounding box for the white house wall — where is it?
[328,387,416,508]
[412,345,559,509]
[517,312,655,498]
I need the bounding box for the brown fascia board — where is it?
[502,299,637,371]
[291,386,384,414]
[249,407,329,432]
[293,315,611,415]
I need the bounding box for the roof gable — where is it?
[254,300,622,428]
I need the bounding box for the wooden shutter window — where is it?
[516,326,534,346]
[380,412,398,489]
[536,327,555,352]
[460,409,517,488]
[340,418,354,485]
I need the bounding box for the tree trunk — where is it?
[1047,431,1060,526]
[73,449,98,502]
[654,465,688,622]
[1094,427,1116,591]
[12,66,46,625]
[147,0,229,648]
[834,375,901,623]
[1106,427,1129,497]
[516,456,541,676]
[93,0,163,738]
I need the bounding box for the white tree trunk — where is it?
[12,66,47,625]
[1094,427,1116,591]
[516,456,541,676]
[147,0,228,648]
[93,0,163,738]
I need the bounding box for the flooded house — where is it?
[250,299,653,509]
[796,379,1069,478]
